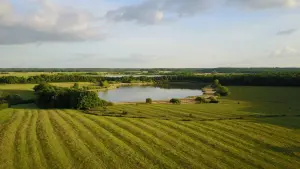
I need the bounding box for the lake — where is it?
[98,86,203,102]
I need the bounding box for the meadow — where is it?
[0,82,95,99]
[0,86,300,169]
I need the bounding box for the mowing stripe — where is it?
[27,110,47,169]
[62,110,157,169]
[48,110,102,169]
[232,121,300,145]
[124,118,211,168]
[138,118,245,168]
[206,121,300,166]
[180,121,282,168]
[14,110,31,169]
[191,121,296,168]
[119,117,204,169]
[155,119,261,169]
[152,105,224,119]
[0,110,24,169]
[85,115,180,169]
[36,110,70,169]
[56,110,126,169]
[220,121,300,146]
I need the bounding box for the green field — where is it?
[0,82,95,99]
[0,86,300,169]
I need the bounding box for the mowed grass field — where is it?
[0,86,300,169]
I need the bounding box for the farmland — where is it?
[0,82,95,99]
[0,86,300,169]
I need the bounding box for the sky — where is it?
[0,0,300,68]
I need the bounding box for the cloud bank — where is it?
[105,0,299,24]
[0,0,102,45]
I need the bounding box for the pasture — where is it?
[0,86,300,169]
[0,82,95,99]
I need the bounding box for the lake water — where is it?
[98,86,203,102]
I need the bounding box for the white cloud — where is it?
[271,46,300,57]
[0,0,103,45]
[105,0,299,24]
[105,0,214,24]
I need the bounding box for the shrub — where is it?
[146,98,152,104]
[209,96,219,103]
[216,86,230,96]
[170,98,181,104]
[195,96,206,103]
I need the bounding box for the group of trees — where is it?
[0,74,156,84]
[212,79,230,96]
[34,83,108,109]
[170,73,300,86]
[195,96,219,104]
[1,72,300,86]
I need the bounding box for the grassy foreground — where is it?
[0,86,300,169]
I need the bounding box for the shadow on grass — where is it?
[11,103,38,109]
[0,89,35,100]
[226,86,300,129]
[262,143,300,158]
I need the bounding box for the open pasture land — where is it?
[0,72,57,77]
[0,72,105,77]
[0,86,300,169]
[0,82,95,99]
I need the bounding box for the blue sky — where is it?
[0,0,300,68]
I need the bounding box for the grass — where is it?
[0,86,299,168]
[0,82,95,99]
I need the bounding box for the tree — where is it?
[76,91,102,110]
[216,86,230,96]
[146,98,152,104]
[34,83,104,110]
[170,98,181,104]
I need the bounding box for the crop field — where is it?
[0,86,300,169]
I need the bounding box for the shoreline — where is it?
[89,82,216,105]
[89,82,154,92]
[113,87,216,105]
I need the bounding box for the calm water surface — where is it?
[98,86,203,102]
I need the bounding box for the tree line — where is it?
[1,68,300,73]
[1,72,300,86]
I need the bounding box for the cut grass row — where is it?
[0,108,300,169]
